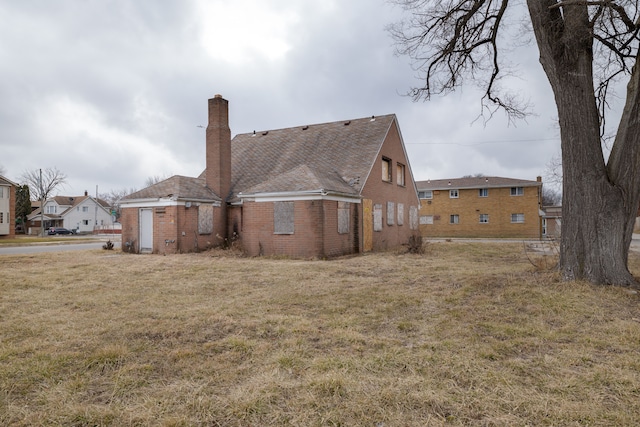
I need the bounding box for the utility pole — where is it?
[39,168,44,236]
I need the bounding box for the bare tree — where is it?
[99,187,137,221]
[20,167,67,201]
[390,0,640,286]
[144,175,169,188]
[390,1,640,286]
[0,165,6,176]
[542,186,562,206]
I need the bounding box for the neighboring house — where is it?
[120,95,420,256]
[416,176,543,239]
[27,192,114,234]
[542,205,562,239]
[0,175,18,239]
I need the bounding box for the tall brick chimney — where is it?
[206,94,231,238]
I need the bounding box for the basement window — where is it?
[274,201,294,234]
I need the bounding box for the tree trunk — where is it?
[527,0,638,286]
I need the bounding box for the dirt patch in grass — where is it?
[1,242,640,426]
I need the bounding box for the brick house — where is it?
[120,95,420,256]
[0,175,18,239]
[416,176,543,239]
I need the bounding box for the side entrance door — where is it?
[139,208,153,253]
[363,199,373,252]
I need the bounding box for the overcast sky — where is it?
[1,0,570,197]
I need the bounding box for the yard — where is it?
[1,242,640,426]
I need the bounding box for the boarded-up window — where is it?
[274,201,294,234]
[338,201,350,234]
[373,204,383,232]
[397,203,404,225]
[387,202,395,225]
[198,204,213,235]
[409,206,419,230]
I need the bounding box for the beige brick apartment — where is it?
[416,176,543,239]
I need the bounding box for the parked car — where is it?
[47,227,76,235]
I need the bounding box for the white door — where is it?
[139,208,153,253]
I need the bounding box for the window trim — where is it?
[510,187,524,196]
[418,190,433,200]
[511,213,525,223]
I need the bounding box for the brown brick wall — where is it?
[360,120,421,251]
[419,186,541,238]
[121,204,225,254]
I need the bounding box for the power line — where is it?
[406,137,559,146]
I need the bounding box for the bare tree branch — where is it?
[20,167,67,201]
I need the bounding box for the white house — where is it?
[28,193,114,234]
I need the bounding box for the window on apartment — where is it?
[420,215,434,225]
[478,188,488,197]
[382,157,392,182]
[82,219,89,226]
[387,201,395,225]
[82,206,89,212]
[46,205,57,214]
[449,189,459,198]
[511,213,525,223]
[418,190,433,199]
[0,187,4,198]
[450,214,459,224]
[510,187,524,196]
[479,214,489,223]
[338,201,349,234]
[274,201,294,234]
[397,163,406,186]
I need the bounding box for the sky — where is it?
[0,0,575,198]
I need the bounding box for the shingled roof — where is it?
[125,175,221,202]
[415,176,542,191]
[226,114,396,200]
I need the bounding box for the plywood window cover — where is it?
[274,201,295,234]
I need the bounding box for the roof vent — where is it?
[344,121,351,126]
[262,131,269,136]
[302,125,309,130]
[370,115,376,121]
[252,130,256,137]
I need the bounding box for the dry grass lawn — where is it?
[1,242,640,426]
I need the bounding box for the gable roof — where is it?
[226,114,397,200]
[124,175,221,202]
[416,176,542,191]
[27,195,112,220]
[0,175,19,187]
